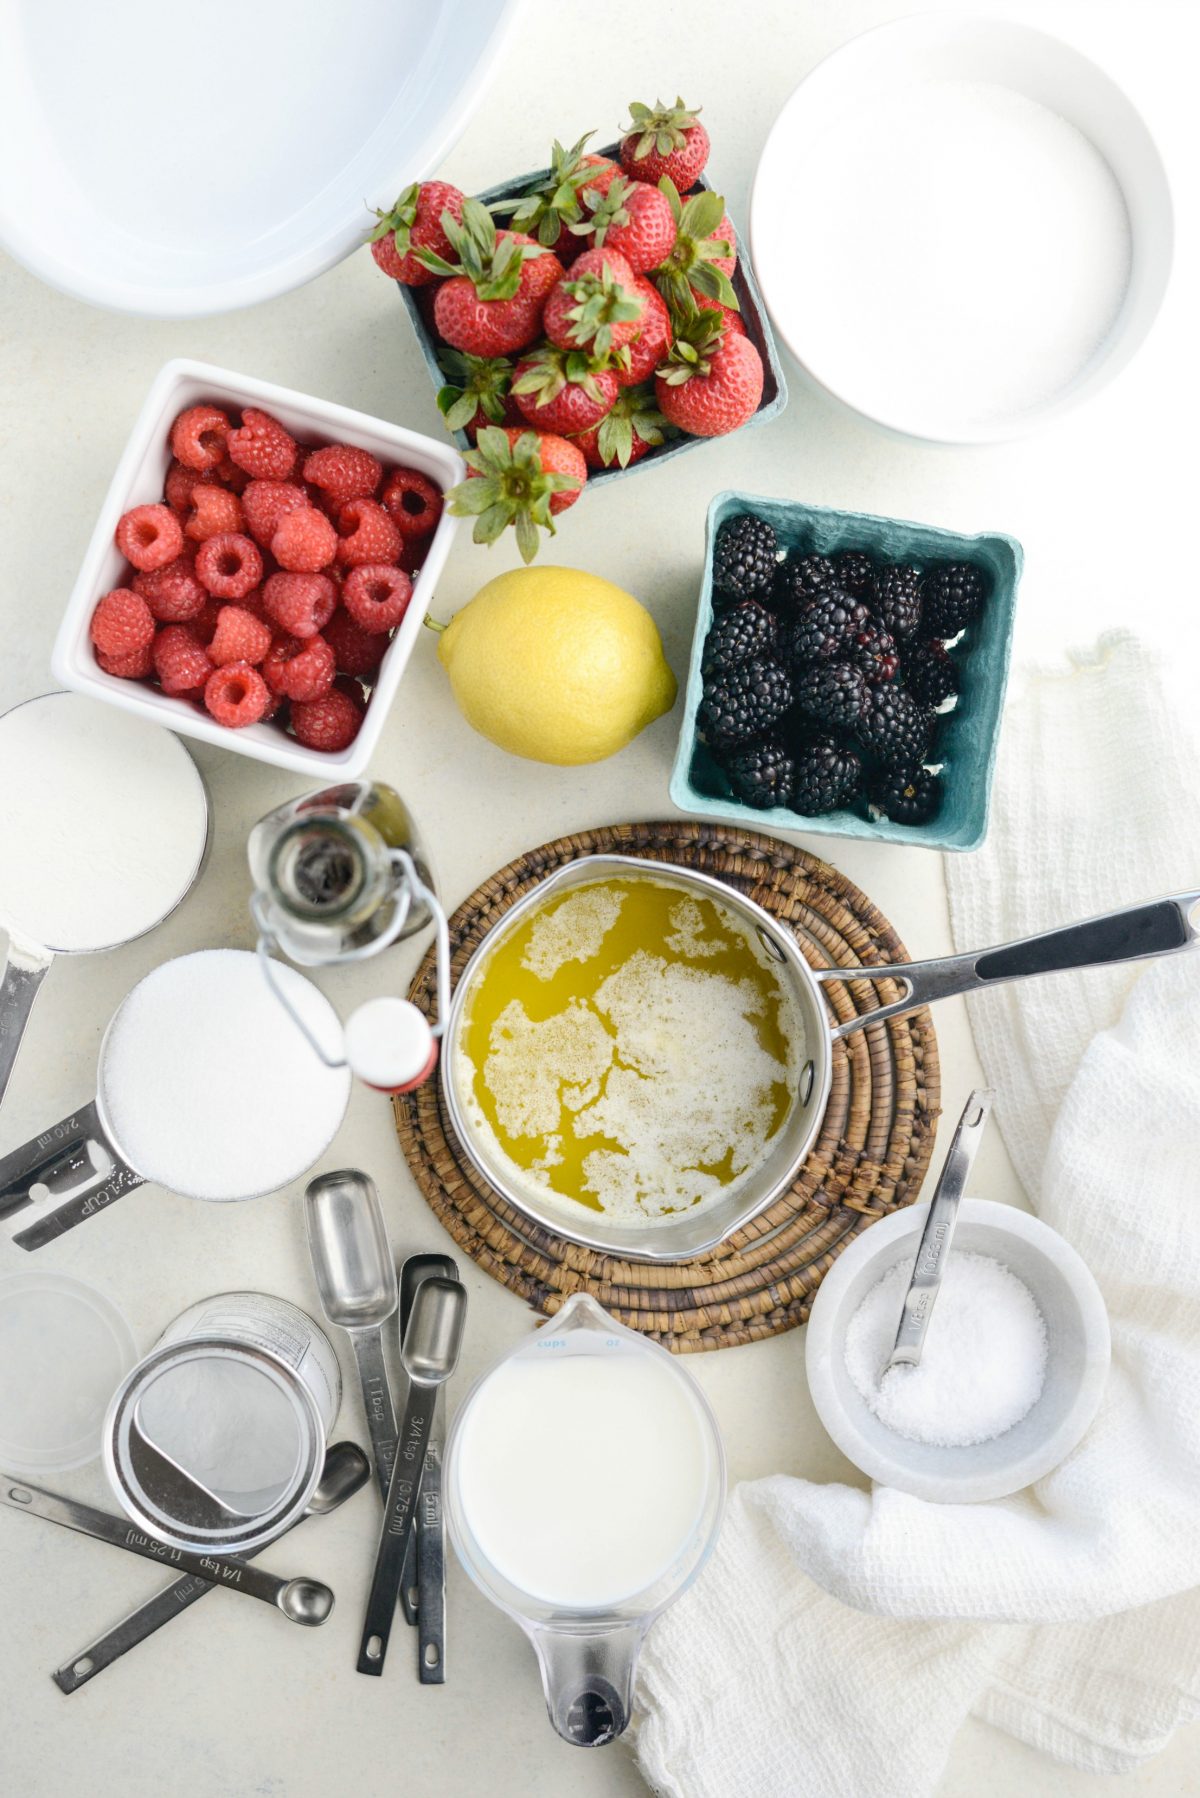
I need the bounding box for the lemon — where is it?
[436,567,677,766]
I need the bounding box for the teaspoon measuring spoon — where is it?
[398,1251,458,1669]
[304,1171,400,1498]
[52,1442,370,1692]
[886,1088,994,1371]
[357,1275,466,1676]
[1,1476,334,1626]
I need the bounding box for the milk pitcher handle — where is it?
[0,936,52,1118]
[528,1618,645,1748]
[820,891,1200,1041]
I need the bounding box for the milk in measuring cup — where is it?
[454,1324,715,1609]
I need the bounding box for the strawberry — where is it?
[448,425,585,563]
[579,154,620,198]
[490,133,614,249]
[543,253,644,356]
[569,383,668,470]
[512,347,618,437]
[655,309,763,437]
[578,175,675,274]
[435,349,520,437]
[695,293,746,339]
[369,181,465,285]
[617,277,673,385]
[424,200,561,357]
[620,98,710,191]
[653,180,740,314]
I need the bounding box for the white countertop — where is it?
[1,0,1197,1792]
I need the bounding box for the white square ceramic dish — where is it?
[51,358,465,779]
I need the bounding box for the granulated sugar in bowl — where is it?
[98,949,350,1200]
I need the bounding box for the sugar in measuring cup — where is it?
[0,949,350,1250]
[0,692,209,1118]
[444,1293,725,1747]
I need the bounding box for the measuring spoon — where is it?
[357,1275,466,1675]
[886,1088,994,1371]
[0,1475,334,1625]
[304,1171,399,1498]
[53,1441,369,1692]
[0,693,209,1118]
[398,1251,458,1670]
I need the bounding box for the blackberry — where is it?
[857,685,934,768]
[833,549,876,598]
[922,561,990,638]
[703,601,778,672]
[851,618,899,684]
[780,591,870,666]
[712,514,778,601]
[791,736,863,815]
[871,767,942,825]
[794,660,869,729]
[722,738,794,810]
[775,553,837,609]
[905,641,959,707]
[699,657,793,749]
[873,565,923,640]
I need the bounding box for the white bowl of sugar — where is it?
[750,16,1173,443]
[805,1199,1110,1503]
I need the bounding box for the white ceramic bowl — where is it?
[0,0,520,317]
[750,16,1173,443]
[805,1199,1110,1503]
[51,358,465,779]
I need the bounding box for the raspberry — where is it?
[170,405,232,472]
[303,445,382,509]
[133,553,207,622]
[342,563,412,633]
[209,604,273,667]
[115,503,184,572]
[90,587,155,657]
[324,606,387,678]
[291,684,364,752]
[334,499,402,568]
[204,662,271,728]
[263,571,337,638]
[97,642,155,679]
[165,459,220,513]
[184,485,244,543]
[226,408,298,480]
[190,595,225,644]
[272,505,337,572]
[242,479,308,547]
[381,467,443,541]
[154,623,213,694]
[195,533,264,600]
[215,455,251,495]
[263,632,336,702]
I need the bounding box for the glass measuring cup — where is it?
[444,1293,725,1747]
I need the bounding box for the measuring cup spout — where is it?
[526,1618,645,1748]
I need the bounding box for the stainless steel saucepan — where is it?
[442,855,1200,1263]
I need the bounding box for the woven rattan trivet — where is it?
[393,821,940,1352]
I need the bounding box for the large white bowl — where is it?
[805,1199,1111,1503]
[51,357,465,778]
[750,16,1173,443]
[0,0,519,317]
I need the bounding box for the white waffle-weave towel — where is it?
[635,633,1200,1796]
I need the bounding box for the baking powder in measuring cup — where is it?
[104,1292,341,1555]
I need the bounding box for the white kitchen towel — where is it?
[635,632,1200,1796]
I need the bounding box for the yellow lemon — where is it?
[436,567,677,766]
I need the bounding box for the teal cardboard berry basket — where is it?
[669,491,1023,852]
[393,147,787,485]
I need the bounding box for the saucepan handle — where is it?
[819,891,1200,1042]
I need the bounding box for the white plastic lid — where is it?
[0,1272,137,1474]
[344,996,436,1092]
